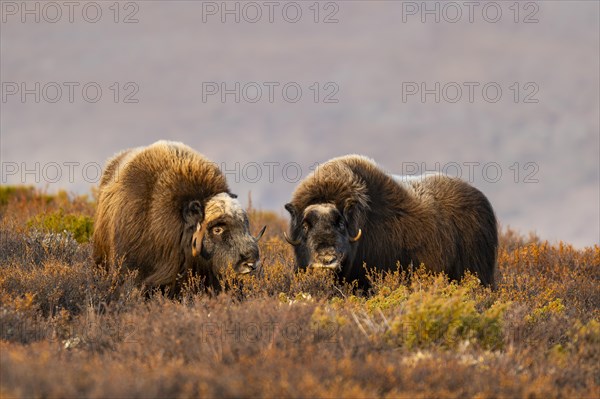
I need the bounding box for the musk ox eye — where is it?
[338,220,346,231]
[211,226,224,235]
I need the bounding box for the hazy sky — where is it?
[1,1,598,247]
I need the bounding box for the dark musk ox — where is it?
[284,155,498,288]
[93,141,266,290]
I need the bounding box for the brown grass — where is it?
[0,186,598,398]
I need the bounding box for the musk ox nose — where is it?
[237,249,259,274]
[318,253,337,265]
[238,259,258,275]
[241,260,256,271]
[312,249,341,270]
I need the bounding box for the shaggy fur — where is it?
[93,141,253,289]
[285,155,498,287]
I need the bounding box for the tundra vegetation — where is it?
[0,186,598,398]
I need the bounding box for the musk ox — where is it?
[93,140,266,290]
[284,155,498,288]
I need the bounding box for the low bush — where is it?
[0,186,598,398]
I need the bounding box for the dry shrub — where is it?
[0,240,140,319]
[498,224,540,252]
[0,186,598,398]
[26,210,94,243]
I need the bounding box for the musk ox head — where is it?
[284,202,362,272]
[188,193,266,276]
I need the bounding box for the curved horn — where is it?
[349,228,362,243]
[192,222,207,257]
[192,236,199,257]
[255,225,267,241]
[283,231,301,246]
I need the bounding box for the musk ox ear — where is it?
[343,202,362,242]
[284,203,297,218]
[184,200,204,227]
[342,201,357,223]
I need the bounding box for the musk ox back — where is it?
[284,155,498,288]
[93,141,265,290]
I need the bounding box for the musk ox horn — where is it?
[256,225,267,240]
[349,228,362,243]
[283,231,301,246]
[191,221,207,258]
[192,236,199,257]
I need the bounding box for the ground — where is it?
[0,187,598,398]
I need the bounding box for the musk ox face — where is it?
[190,193,266,276]
[285,203,362,272]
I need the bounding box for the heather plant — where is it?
[0,186,598,398]
[27,209,94,243]
[0,186,40,206]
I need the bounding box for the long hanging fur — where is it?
[287,155,498,287]
[93,141,230,287]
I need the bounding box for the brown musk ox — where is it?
[93,140,266,290]
[284,155,498,288]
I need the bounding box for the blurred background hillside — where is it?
[1,1,598,246]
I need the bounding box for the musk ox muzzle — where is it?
[310,249,343,271]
